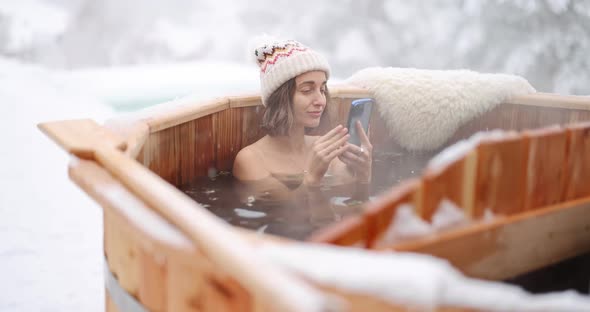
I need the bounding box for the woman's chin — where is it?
[304,121,320,128]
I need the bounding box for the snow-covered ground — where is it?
[67,61,260,112]
[0,59,111,311]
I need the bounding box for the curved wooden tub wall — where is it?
[312,92,590,281]
[44,87,590,312]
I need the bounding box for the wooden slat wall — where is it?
[238,106,266,155]
[451,103,590,144]
[473,136,529,218]
[564,122,590,200]
[369,102,590,154]
[523,127,568,211]
[421,157,466,221]
[311,121,590,280]
[214,109,237,172]
[142,115,218,185]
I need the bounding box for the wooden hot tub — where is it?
[40,86,590,311]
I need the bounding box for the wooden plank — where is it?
[240,106,266,148]
[202,275,254,312]
[103,209,115,272]
[69,159,231,311]
[105,120,150,159]
[449,103,590,148]
[228,94,261,108]
[421,157,466,221]
[214,108,244,172]
[336,98,353,128]
[178,120,196,185]
[144,116,217,185]
[157,127,179,185]
[461,151,478,218]
[329,85,373,99]
[70,158,281,310]
[195,115,216,177]
[473,135,528,217]
[391,197,590,280]
[146,97,230,132]
[138,131,153,168]
[564,122,590,201]
[167,256,209,312]
[364,179,420,248]
[508,92,590,111]
[523,127,568,210]
[68,159,196,253]
[38,119,126,159]
[139,249,167,311]
[104,208,141,296]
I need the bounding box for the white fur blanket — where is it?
[347,67,535,151]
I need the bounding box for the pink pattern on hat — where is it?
[251,37,331,106]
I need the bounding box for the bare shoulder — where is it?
[233,144,270,181]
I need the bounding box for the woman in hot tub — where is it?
[233,37,373,191]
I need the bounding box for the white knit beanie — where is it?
[252,37,331,106]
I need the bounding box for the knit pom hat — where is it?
[251,36,331,106]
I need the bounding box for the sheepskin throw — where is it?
[347,67,536,151]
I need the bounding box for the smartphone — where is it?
[346,98,374,146]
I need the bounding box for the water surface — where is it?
[180,149,436,240]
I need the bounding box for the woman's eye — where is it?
[301,89,312,93]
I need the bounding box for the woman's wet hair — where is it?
[261,78,331,136]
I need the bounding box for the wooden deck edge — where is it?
[228,94,261,108]
[145,97,231,132]
[507,92,590,110]
[389,196,590,280]
[106,89,589,139]
[329,84,373,98]
[132,86,372,131]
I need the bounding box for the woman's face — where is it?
[292,71,327,129]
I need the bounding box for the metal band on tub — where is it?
[104,260,148,312]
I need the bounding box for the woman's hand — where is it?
[305,125,349,185]
[338,121,373,183]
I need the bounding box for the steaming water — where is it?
[179,149,436,240]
